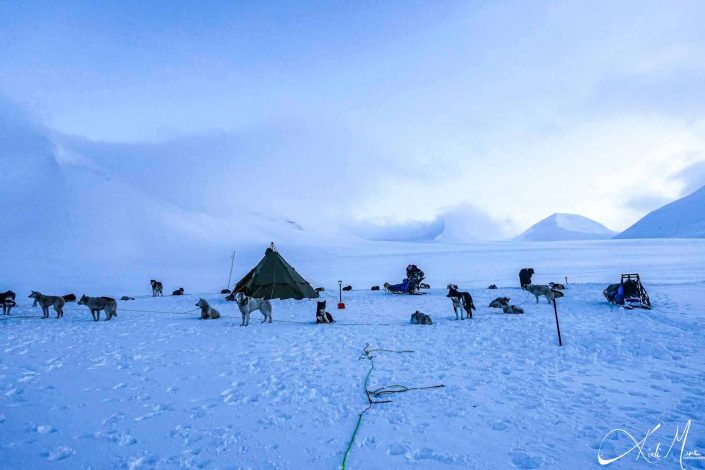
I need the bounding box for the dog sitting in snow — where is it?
[526,284,556,304]
[488,297,510,308]
[410,310,433,325]
[446,284,476,320]
[196,298,221,320]
[236,293,272,326]
[315,300,334,323]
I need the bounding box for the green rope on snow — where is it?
[340,344,443,469]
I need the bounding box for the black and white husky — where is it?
[1,290,16,315]
[315,300,334,323]
[236,293,272,326]
[447,284,476,320]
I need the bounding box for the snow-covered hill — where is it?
[515,213,615,241]
[0,108,317,293]
[616,185,705,239]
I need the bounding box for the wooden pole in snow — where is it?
[552,297,563,346]
[227,251,235,290]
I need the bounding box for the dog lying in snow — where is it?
[78,295,117,321]
[502,304,524,314]
[172,287,185,296]
[196,298,221,319]
[342,285,352,292]
[410,310,433,325]
[526,284,556,304]
[370,285,380,291]
[446,284,476,320]
[236,293,272,326]
[121,296,135,301]
[315,287,325,293]
[488,297,510,308]
[1,290,16,315]
[315,300,334,323]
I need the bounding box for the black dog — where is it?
[519,268,534,289]
[342,285,352,292]
[120,296,135,301]
[447,284,476,320]
[370,286,380,291]
[1,290,16,315]
[172,287,185,296]
[221,289,231,294]
[315,287,325,293]
[63,293,77,302]
[488,284,498,289]
[315,301,334,323]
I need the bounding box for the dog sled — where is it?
[384,265,427,295]
[604,273,651,309]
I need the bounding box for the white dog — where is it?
[236,293,272,326]
[526,284,556,304]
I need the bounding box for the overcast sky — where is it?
[2,1,705,235]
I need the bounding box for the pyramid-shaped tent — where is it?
[233,247,319,300]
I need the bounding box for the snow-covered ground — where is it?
[2,239,705,469]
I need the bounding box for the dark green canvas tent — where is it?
[233,248,319,300]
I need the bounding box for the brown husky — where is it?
[78,295,118,321]
[28,291,66,319]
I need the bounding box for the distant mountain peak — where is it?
[617,184,705,239]
[516,213,615,241]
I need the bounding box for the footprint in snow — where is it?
[35,424,57,434]
[510,449,544,469]
[42,446,74,461]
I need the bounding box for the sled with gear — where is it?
[384,264,427,295]
[604,273,651,309]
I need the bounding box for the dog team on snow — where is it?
[4,266,565,325]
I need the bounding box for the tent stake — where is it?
[552,298,563,346]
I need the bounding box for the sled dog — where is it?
[410,310,433,325]
[489,297,510,308]
[447,284,476,320]
[78,295,118,321]
[196,298,221,320]
[519,268,535,289]
[29,291,66,318]
[526,284,555,304]
[172,287,184,296]
[549,282,565,290]
[1,290,16,315]
[236,293,272,326]
[315,300,334,323]
[150,280,163,297]
[502,304,524,314]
